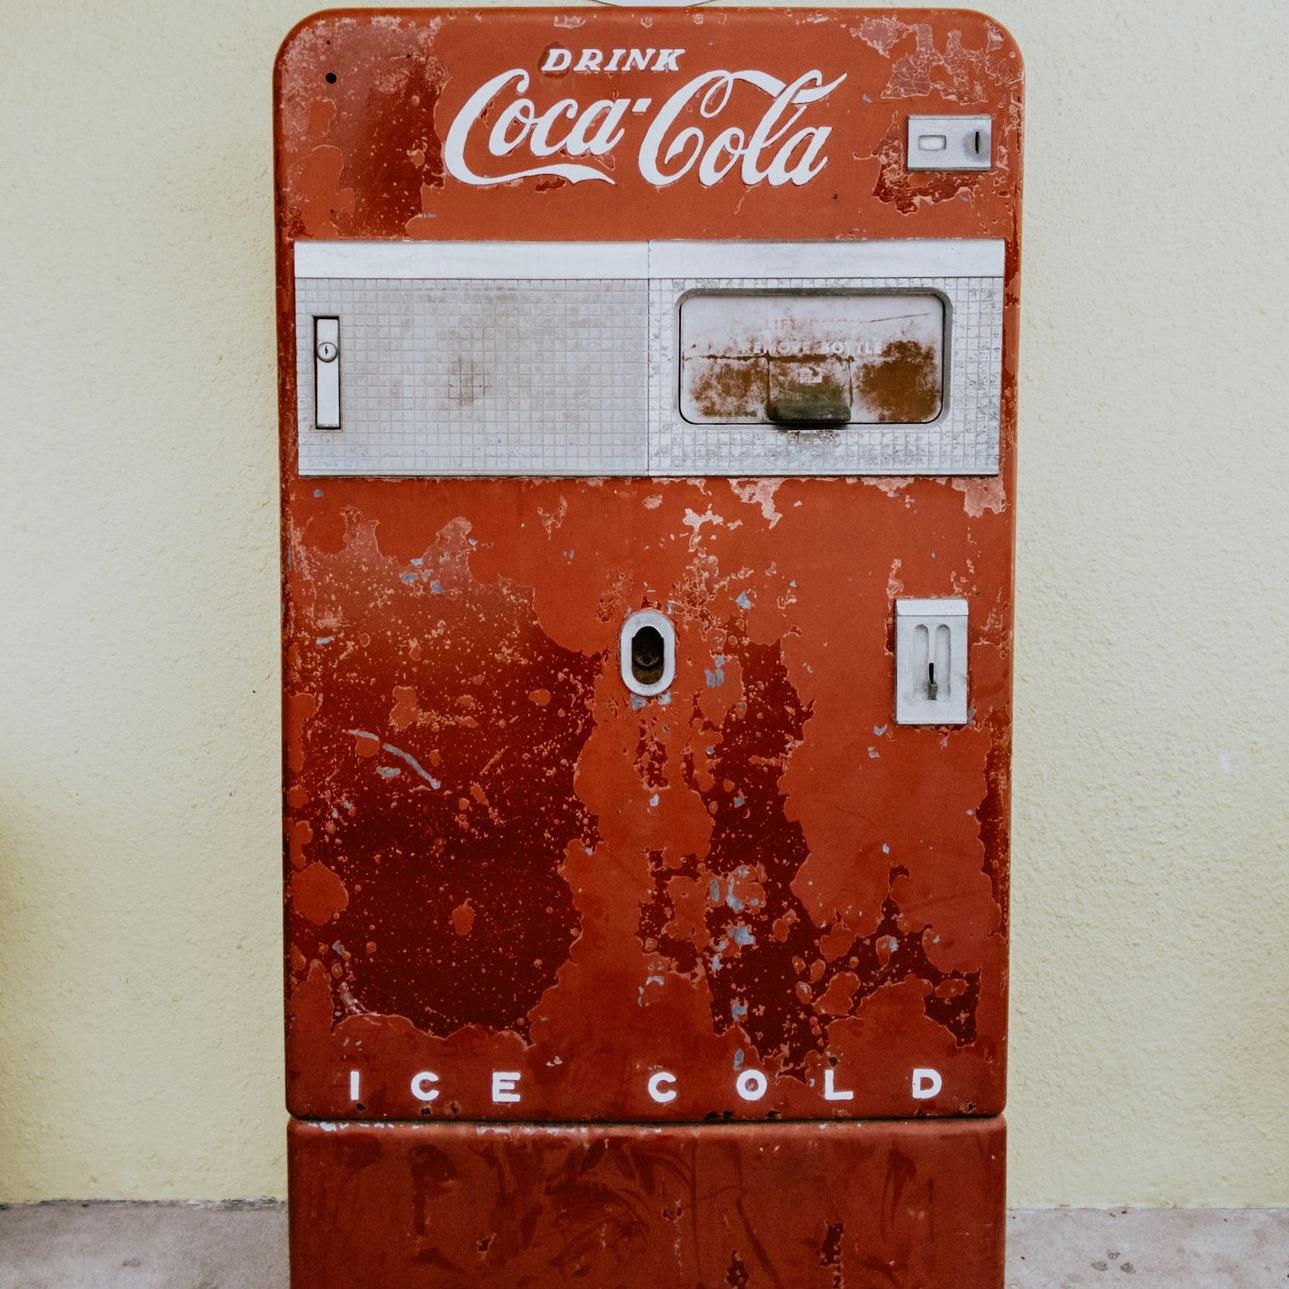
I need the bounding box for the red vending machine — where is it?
[275,8,1023,1285]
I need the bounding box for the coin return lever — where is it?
[895,599,969,725]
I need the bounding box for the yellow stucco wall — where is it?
[1,0,1285,1205]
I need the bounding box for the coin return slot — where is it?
[620,610,676,698]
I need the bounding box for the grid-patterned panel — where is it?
[648,276,1002,476]
[294,272,1002,477]
[295,278,650,476]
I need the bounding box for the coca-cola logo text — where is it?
[442,48,847,189]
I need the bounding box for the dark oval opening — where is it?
[630,625,665,686]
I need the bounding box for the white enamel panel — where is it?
[294,240,1004,477]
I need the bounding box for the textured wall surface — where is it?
[0,0,1285,1206]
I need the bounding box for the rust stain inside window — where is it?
[679,290,945,427]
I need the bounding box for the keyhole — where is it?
[631,625,665,686]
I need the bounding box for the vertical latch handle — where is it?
[313,316,341,430]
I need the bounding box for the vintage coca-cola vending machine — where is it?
[275,7,1023,1284]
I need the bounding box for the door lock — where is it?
[313,316,341,430]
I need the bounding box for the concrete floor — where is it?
[0,1202,1284,1288]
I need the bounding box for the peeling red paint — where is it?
[857,15,1011,104]
[284,692,317,775]
[286,516,599,1037]
[280,477,1013,1117]
[288,819,312,871]
[450,899,476,937]
[291,860,349,926]
[289,1118,1006,1285]
[953,474,1008,516]
[295,145,353,239]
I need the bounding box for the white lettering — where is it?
[638,69,844,188]
[389,1061,935,1107]
[544,47,685,74]
[444,63,844,190]
[488,97,538,155]
[912,1068,943,1101]
[697,125,745,186]
[492,1070,522,1104]
[823,1067,854,1102]
[564,99,631,156]
[647,1071,678,1104]
[443,70,612,187]
[640,71,751,185]
[529,98,581,157]
[410,1071,440,1102]
[348,1070,361,1101]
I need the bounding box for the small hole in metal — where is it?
[630,626,665,686]
[325,71,337,84]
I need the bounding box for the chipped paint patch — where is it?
[728,478,783,528]
[860,476,912,499]
[288,515,600,1038]
[683,507,727,548]
[951,475,1007,517]
[856,16,1013,104]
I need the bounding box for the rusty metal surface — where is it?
[275,7,1023,1127]
[288,1118,1006,1287]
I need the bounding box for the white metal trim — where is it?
[896,598,969,617]
[294,238,1005,282]
[294,240,650,280]
[648,239,1003,279]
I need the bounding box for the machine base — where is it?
[288,1117,1005,1287]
